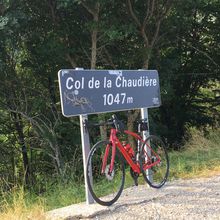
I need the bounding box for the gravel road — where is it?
[47,174,220,220]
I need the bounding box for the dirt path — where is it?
[47,174,220,220]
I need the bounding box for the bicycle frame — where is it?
[101,128,161,175]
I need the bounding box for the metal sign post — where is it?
[141,108,150,139]
[79,114,94,204]
[141,108,152,184]
[75,68,94,204]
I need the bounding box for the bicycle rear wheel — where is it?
[86,140,125,206]
[139,135,169,188]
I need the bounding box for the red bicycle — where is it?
[86,114,169,206]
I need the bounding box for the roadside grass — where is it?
[42,181,85,210]
[0,128,219,219]
[0,182,86,220]
[0,188,46,220]
[169,128,220,179]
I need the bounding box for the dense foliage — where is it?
[0,0,219,191]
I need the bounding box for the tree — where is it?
[152,0,220,144]
[123,0,173,146]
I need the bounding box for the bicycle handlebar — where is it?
[84,114,124,132]
[84,120,113,128]
[84,114,148,133]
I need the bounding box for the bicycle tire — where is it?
[86,140,125,206]
[139,135,169,188]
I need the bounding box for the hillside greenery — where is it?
[0,0,219,211]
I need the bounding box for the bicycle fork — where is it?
[101,143,116,174]
[101,129,117,175]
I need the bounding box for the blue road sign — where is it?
[58,69,161,117]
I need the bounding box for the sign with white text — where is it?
[58,69,161,117]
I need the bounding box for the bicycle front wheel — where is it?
[139,135,169,188]
[86,140,125,206]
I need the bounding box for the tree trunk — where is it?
[100,124,107,140]
[91,22,98,69]
[127,58,149,149]
[48,75,61,122]
[54,143,64,176]
[11,150,15,183]
[11,113,30,185]
[48,75,57,112]
[142,55,149,70]
[86,3,108,140]
[81,2,107,140]
[127,110,140,150]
